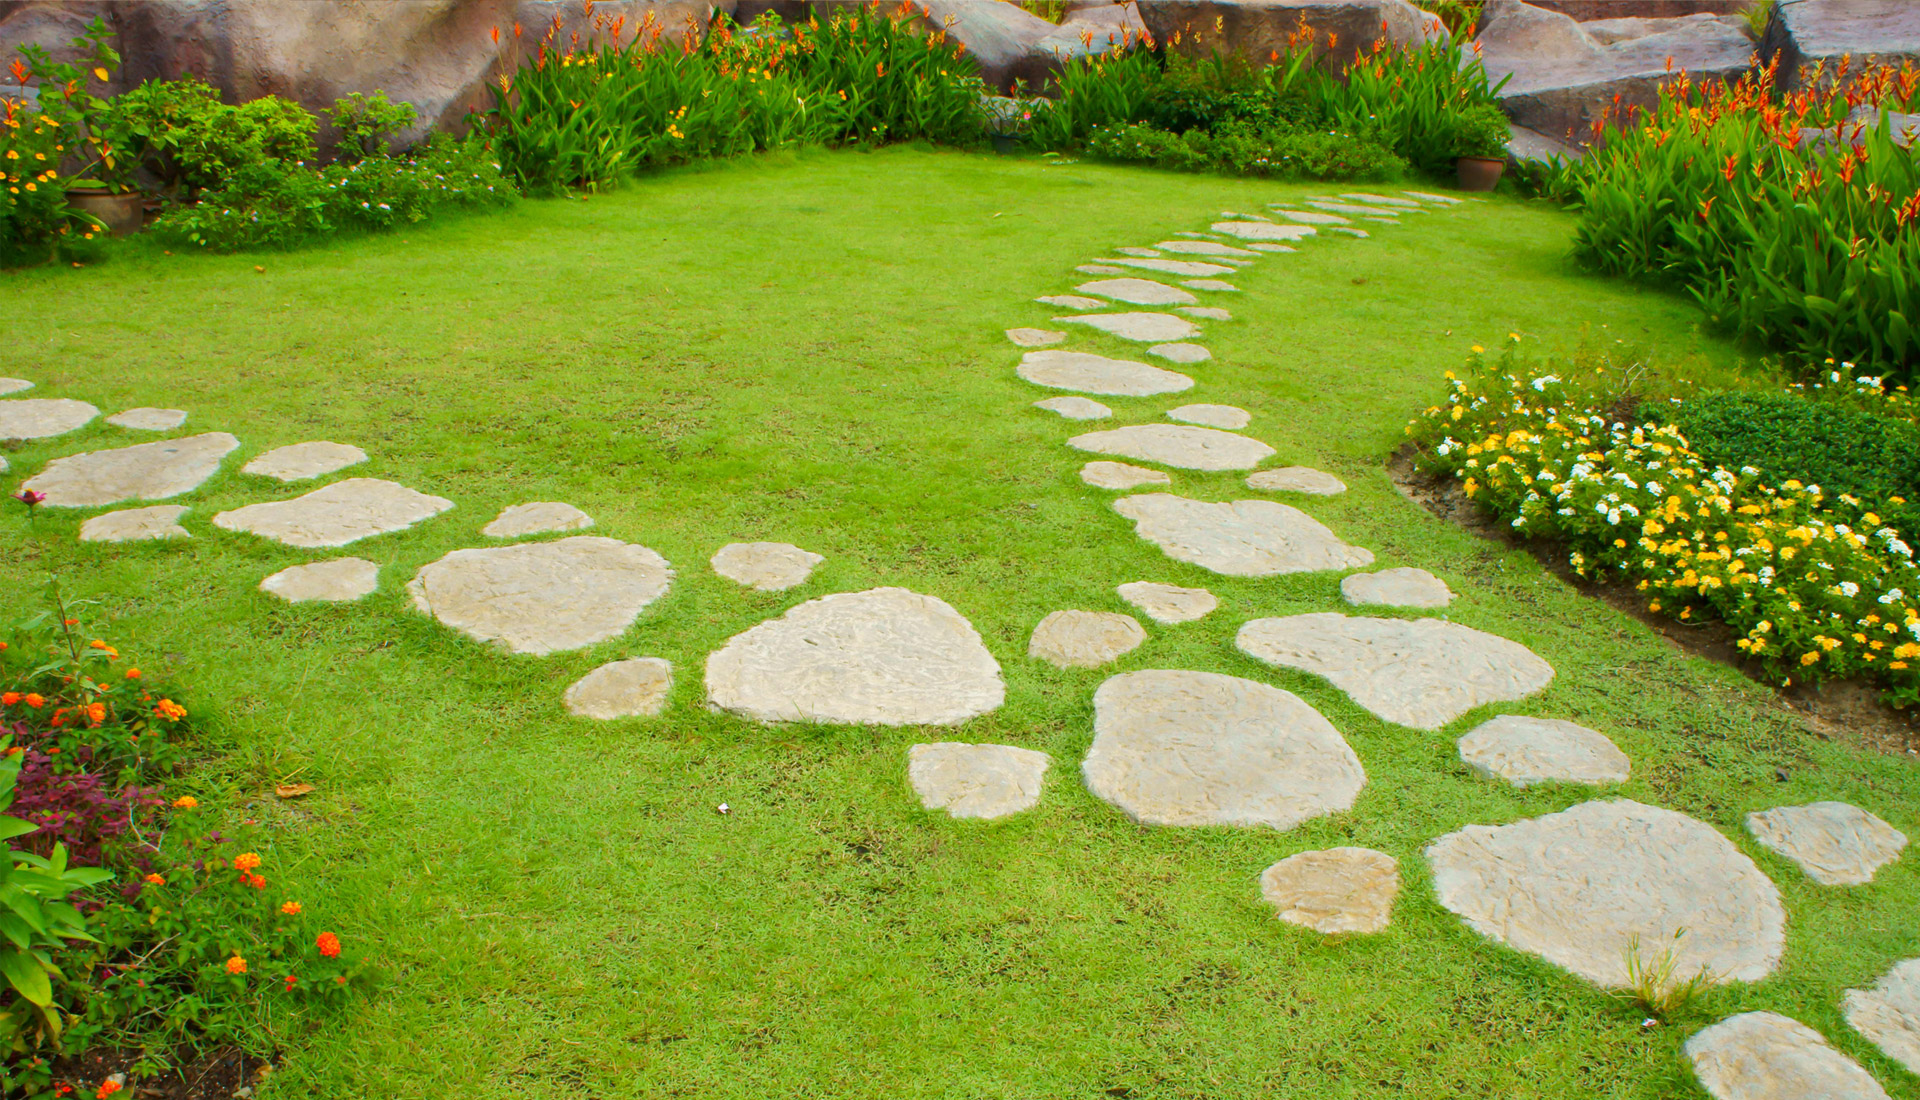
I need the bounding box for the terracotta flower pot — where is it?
[65,189,144,237]
[1456,156,1506,192]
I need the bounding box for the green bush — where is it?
[1445,102,1511,159]
[327,90,416,163]
[116,77,316,192]
[1088,120,1404,180]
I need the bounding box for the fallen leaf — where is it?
[274,783,315,799]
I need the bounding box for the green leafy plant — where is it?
[1024,39,1160,151]
[1739,0,1776,42]
[1447,102,1511,159]
[1089,119,1404,180]
[327,90,416,163]
[1315,26,1509,175]
[1621,933,1717,1019]
[115,77,315,193]
[1,17,123,263]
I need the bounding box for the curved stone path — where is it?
[409,536,672,655]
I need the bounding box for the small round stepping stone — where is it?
[1276,209,1351,225]
[1744,802,1907,886]
[1116,581,1215,624]
[1034,396,1112,421]
[1070,425,1274,471]
[711,541,824,592]
[1342,567,1453,608]
[1085,670,1366,830]
[1117,495,1372,576]
[0,398,99,441]
[1246,243,1300,253]
[1105,256,1236,277]
[484,501,593,538]
[0,378,30,396]
[1074,278,1197,306]
[23,432,240,507]
[242,441,368,482]
[1427,800,1786,988]
[1260,847,1399,934]
[260,557,380,604]
[1006,327,1066,348]
[1058,312,1201,343]
[1077,264,1126,275]
[1457,715,1629,787]
[1166,403,1249,430]
[105,407,188,432]
[1237,613,1551,729]
[1113,246,1160,257]
[1029,610,1145,669]
[216,477,452,548]
[79,505,190,544]
[1147,342,1210,364]
[1036,294,1105,311]
[1178,306,1232,321]
[1018,350,1192,397]
[1247,466,1346,495]
[1844,958,1920,1075]
[1210,221,1316,242]
[1341,192,1421,208]
[1181,279,1239,292]
[1403,190,1462,205]
[1685,1012,1890,1100]
[1081,461,1170,490]
[908,742,1050,820]
[1328,227,1370,238]
[705,587,1004,726]
[410,536,672,655]
[1154,239,1256,257]
[563,657,673,719]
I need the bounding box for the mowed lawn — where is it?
[3,145,1916,1099]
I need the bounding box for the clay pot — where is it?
[65,189,144,237]
[1456,156,1506,192]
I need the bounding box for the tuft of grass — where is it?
[1620,933,1718,1020]
[1740,0,1776,41]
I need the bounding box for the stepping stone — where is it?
[216,477,452,548]
[1081,461,1170,490]
[1034,396,1111,421]
[1260,847,1399,934]
[484,501,593,538]
[1457,715,1630,788]
[242,441,368,482]
[1246,243,1299,253]
[1247,466,1346,495]
[1844,958,1920,1075]
[0,398,99,441]
[1745,802,1907,886]
[23,432,240,507]
[1181,279,1238,292]
[1328,227,1371,238]
[1154,239,1257,257]
[1074,278,1197,306]
[1028,610,1145,669]
[1402,190,1462,204]
[563,657,673,719]
[1117,495,1372,576]
[1069,425,1274,471]
[1275,209,1351,225]
[79,505,190,544]
[1362,216,1399,224]
[1238,614,1552,729]
[1308,200,1394,218]
[0,378,30,396]
[1220,210,1272,221]
[1166,404,1249,430]
[711,541,824,592]
[1113,246,1160,257]
[260,558,380,604]
[705,587,1004,726]
[1085,670,1365,830]
[1116,581,1215,624]
[1076,264,1126,275]
[105,407,188,432]
[1036,294,1105,311]
[1685,1012,1890,1100]
[1429,800,1786,989]
[1211,221,1316,242]
[1018,350,1193,397]
[410,536,672,655]
[1178,306,1232,321]
[1341,192,1421,208]
[1342,566,1452,608]
[908,742,1050,820]
[1148,342,1210,364]
[1006,327,1066,348]
[1103,256,1236,277]
[1057,312,1200,343]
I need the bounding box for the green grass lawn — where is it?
[4,145,1916,1099]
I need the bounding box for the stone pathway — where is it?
[261,558,380,604]
[1246,466,1346,494]
[1116,581,1215,624]
[1069,425,1275,471]
[1115,495,1373,576]
[1017,350,1193,396]
[23,433,239,507]
[105,407,188,431]
[1102,256,1235,277]
[1684,1012,1890,1100]
[1340,567,1451,608]
[1006,327,1066,347]
[907,742,1050,820]
[409,536,672,655]
[711,541,824,592]
[484,501,594,538]
[216,477,452,547]
[1036,294,1104,310]
[1843,958,1920,1074]
[0,398,98,440]
[1210,221,1317,242]
[79,505,191,543]
[1076,278,1197,306]
[1456,715,1629,787]
[1273,209,1351,226]
[1057,312,1201,343]
[1147,342,1210,364]
[0,378,30,396]
[563,657,673,719]
[1154,239,1257,257]
[1081,461,1169,490]
[1260,847,1399,934]
[1028,609,1145,668]
[241,441,368,482]
[1179,306,1231,321]
[1033,396,1111,421]
[1165,403,1250,430]
[1744,802,1906,885]
[1181,278,1238,292]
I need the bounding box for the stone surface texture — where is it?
[1275,209,1350,225]
[1059,312,1202,343]
[1034,396,1113,421]
[1069,425,1275,471]
[1006,327,1067,347]
[241,441,368,481]
[1744,802,1907,886]
[1247,466,1347,495]
[0,398,98,440]
[907,742,1051,820]
[1341,566,1453,608]
[259,557,380,603]
[1018,350,1193,396]
[1179,306,1232,320]
[1684,1012,1891,1100]
[1211,220,1317,242]
[1036,294,1105,310]
[1181,278,1239,291]
[1166,403,1250,430]
[216,477,452,547]
[1115,495,1373,576]
[1117,581,1216,624]
[409,536,672,655]
[563,657,673,719]
[1843,958,1920,1076]
[1106,256,1235,277]
[483,501,594,538]
[1260,847,1400,934]
[1081,461,1171,490]
[105,407,188,431]
[1155,239,1257,256]
[1028,610,1146,668]
[0,378,29,395]
[1147,342,1211,364]
[1457,715,1630,787]
[23,432,239,507]
[1762,0,1920,90]
[710,541,825,592]
[78,505,190,543]
[1077,278,1198,306]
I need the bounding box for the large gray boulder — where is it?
[1136,0,1431,66]
[1761,0,1920,89]
[1531,0,1744,18]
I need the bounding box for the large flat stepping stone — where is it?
[484,501,593,538]
[1074,278,1197,306]
[1428,800,1785,989]
[1274,209,1351,225]
[79,505,190,544]
[216,477,451,548]
[1148,342,1210,364]
[1166,403,1249,430]
[1210,221,1316,242]
[1029,610,1145,669]
[106,408,188,432]
[1069,425,1274,471]
[0,378,30,396]
[1308,200,1394,218]
[1006,327,1066,348]
[1745,802,1906,886]
[908,742,1050,820]
[1844,958,1920,1075]
[260,558,380,604]
[1328,227,1371,239]
[1036,294,1104,311]
[1103,256,1235,277]
[1077,263,1126,275]
[1082,461,1169,490]
[0,398,99,441]
[1179,306,1232,321]
[1113,246,1160,257]
[1403,190,1462,205]
[1246,243,1299,253]
[242,441,367,482]
[1248,466,1346,495]
[1018,350,1192,397]
[1117,581,1215,624]
[1154,239,1257,256]
[1457,715,1629,787]
[1058,312,1201,343]
[1034,396,1111,421]
[1342,567,1452,608]
[564,657,672,719]
[1685,1012,1890,1100]
[711,541,823,591]
[1085,670,1365,830]
[410,536,672,655]
[24,432,239,507]
[705,587,1004,726]
[1341,192,1421,208]
[1116,495,1372,576]
[1261,847,1399,934]
[1181,279,1239,292]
